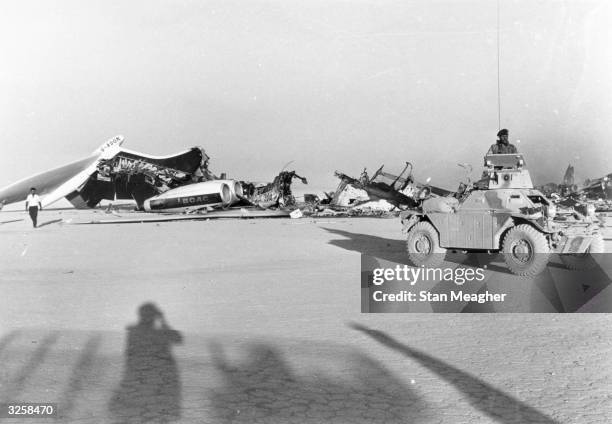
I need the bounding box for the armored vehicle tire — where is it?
[406,221,446,268]
[501,224,550,277]
[560,234,604,270]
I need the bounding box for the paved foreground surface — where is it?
[1,209,611,423]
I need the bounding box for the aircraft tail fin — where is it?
[92,135,125,157]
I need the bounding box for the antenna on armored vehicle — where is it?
[496,0,502,130]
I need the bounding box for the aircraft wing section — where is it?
[40,160,100,208]
[0,154,99,207]
[0,135,125,208]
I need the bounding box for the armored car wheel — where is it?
[405,221,446,268]
[502,224,550,277]
[560,233,604,270]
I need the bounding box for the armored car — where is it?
[401,154,603,276]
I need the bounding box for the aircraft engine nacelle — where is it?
[143,180,232,212]
[215,179,243,204]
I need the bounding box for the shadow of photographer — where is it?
[109,303,183,424]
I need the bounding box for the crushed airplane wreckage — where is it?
[581,173,612,211]
[325,162,452,216]
[537,164,612,212]
[0,135,310,219]
[241,171,308,209]
[143,170,308,214]
[538,164,578,198]
[0,135,217,210]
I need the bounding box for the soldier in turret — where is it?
[489,129,518,154]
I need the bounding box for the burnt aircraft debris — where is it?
[0,136,217,211]
[582,173,612,209]
[328,162,452,216]
[2,135,609,222]
[241,171,308,209]
[538,164,578,198]
[0,136,311,216]
[144,169,309,214]
[77,147,212,209]
[538,164,612,212]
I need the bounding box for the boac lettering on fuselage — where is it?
[181,196,211,205]
[148,193,223,210]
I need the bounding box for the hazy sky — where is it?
[1,0,610,194]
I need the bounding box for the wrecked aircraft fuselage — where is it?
[333,170,417,210]
[241,171,308,209]
[538,164,612,212]
[0,135,306,216]
[331,163,451,211]
[70,148,210,208]
[0,137,221,211]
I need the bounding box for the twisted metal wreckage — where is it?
[0,136,308,217]
[326,159,611,220]
[322,162,452,217]
[537,164,612,213]
[1,136,609,221]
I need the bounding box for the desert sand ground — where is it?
[0,209,611,423]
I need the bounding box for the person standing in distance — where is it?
[25,187,42,228]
